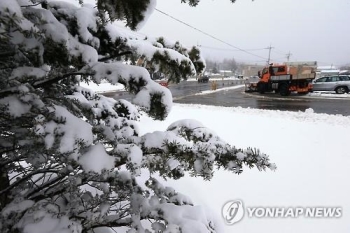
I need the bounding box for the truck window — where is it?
[277,67,286,72]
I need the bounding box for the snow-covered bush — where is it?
[0,1,275,233]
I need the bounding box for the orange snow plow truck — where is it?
[245,62,317,96]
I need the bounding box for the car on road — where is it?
[155,80,169,88]
[311,75,350,94]
[198,75,210,83]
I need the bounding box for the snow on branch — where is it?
[141,119,276,180]
[81,62,173,119]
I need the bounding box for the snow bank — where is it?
[138,104,350,233]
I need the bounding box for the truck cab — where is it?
[260,64,288,82]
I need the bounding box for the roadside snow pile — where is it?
[186,76,242,82]
[195,85,245,95]
[309,92,350,99]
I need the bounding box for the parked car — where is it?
[311,75,350,94]
[198,75,210,83]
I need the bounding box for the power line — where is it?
[199,45,267,52]
[272,56,290,62]
[155,8,267,60]
[275,48,287,54]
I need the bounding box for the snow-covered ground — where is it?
[88,83,350,232]
[308,91,350,99]
[139,104,350,233]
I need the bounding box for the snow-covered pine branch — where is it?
[0,1,274,233]
[141,119,276,180]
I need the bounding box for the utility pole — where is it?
[266,45,274,65]
[286,51,292,62]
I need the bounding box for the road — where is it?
[107,79,350,116]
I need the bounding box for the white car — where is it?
[312,75,350,94]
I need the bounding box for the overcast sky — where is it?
[139,0,350,66]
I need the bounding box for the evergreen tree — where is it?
[0,1,274,233]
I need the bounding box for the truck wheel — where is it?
[279,83,291,96]
[335,86,348,94]
[257,82,266,94]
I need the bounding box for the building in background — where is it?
[241,64,265,77]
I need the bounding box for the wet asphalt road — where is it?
[107,79,350,116]
[175,87,350,116]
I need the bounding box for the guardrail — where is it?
[209,79,245,86]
